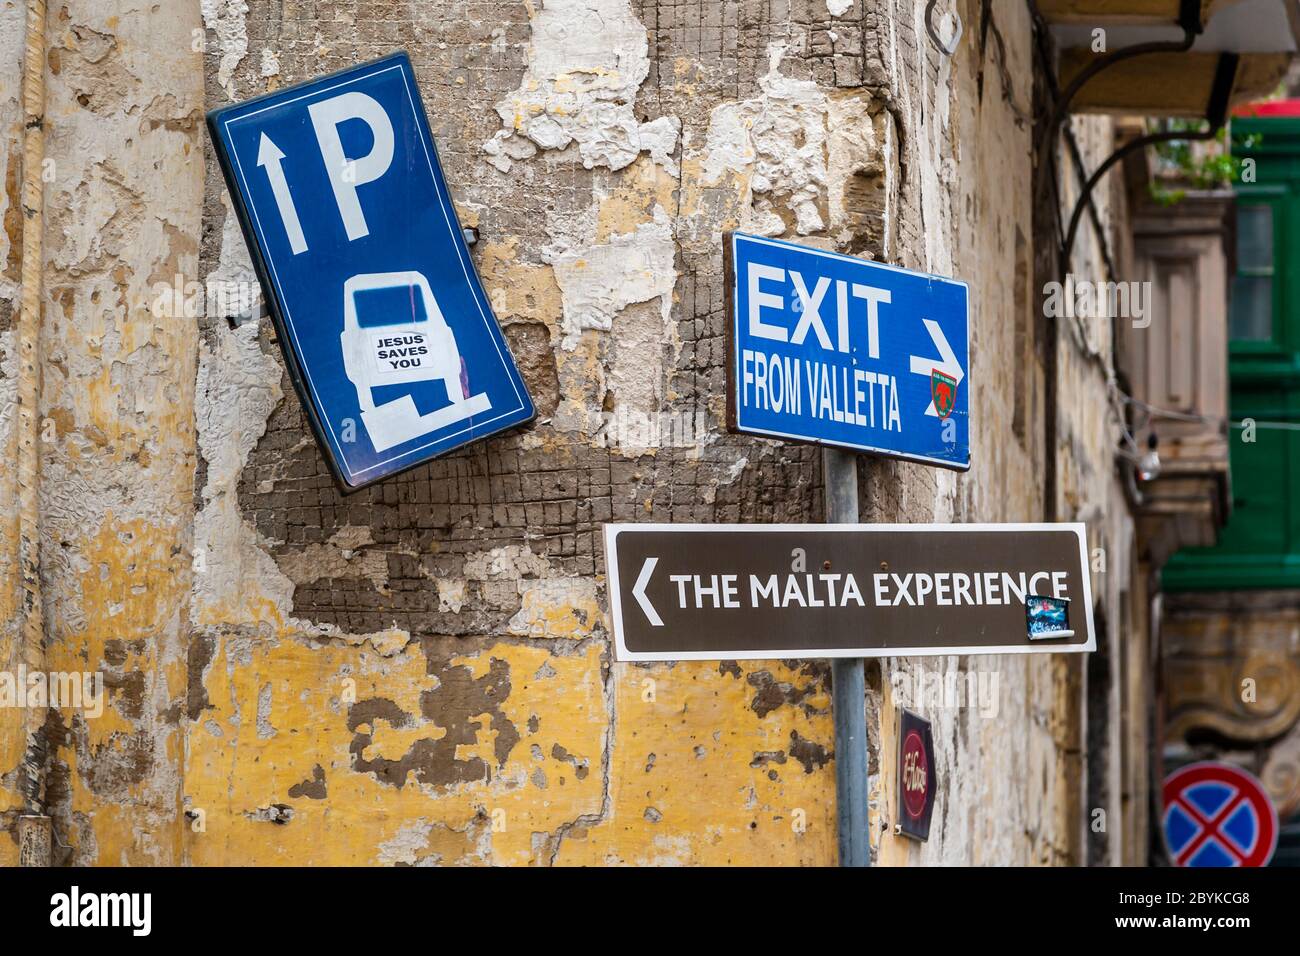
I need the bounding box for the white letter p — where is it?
[309,91,395,242]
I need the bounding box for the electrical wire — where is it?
[1121,392,1300,433]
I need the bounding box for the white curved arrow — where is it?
[632,557,662,627]
[257,133,308,255]
[908,318,963,417]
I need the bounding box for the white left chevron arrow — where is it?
[908,318,964,417]
[632,557,663,627]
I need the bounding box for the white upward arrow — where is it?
[632,558,663,627]
[257,133,308,255]
[908,319,964,417]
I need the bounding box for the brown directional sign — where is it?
[603,523,1095,661]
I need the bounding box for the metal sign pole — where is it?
[824,447,870,867]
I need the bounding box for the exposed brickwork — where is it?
[206,0,845,636]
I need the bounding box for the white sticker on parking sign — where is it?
[370,330,430,379]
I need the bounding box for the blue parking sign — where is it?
[208,52,534,491]
[726,233,969,470]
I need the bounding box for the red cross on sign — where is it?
[1162,762,1278,867]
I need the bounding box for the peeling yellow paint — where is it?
[476,237,563,335]
[555,661,836,865]
[508,578,602,638]
[185,638,608,865]
[594,155,678,244]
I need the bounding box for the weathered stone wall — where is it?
[0,0,28,865]
[0,0,1144,865]
[0,1,205,864]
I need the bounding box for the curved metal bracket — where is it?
[1035,0,1203,206]
[925,0,963,57]
[1059,52,1239,275]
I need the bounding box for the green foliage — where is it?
[1146,120,1254,203]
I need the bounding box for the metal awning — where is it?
[1043,0,1300,115]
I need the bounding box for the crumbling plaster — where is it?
[0,0,25,863]
[0,0,207,865]
[0,0,1134,866]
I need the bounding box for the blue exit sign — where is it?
[725,233,969,470]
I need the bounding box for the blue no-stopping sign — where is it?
[208,52,534,491]
[1163,762,1278,867]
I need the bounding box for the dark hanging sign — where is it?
[897,709,937,842]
